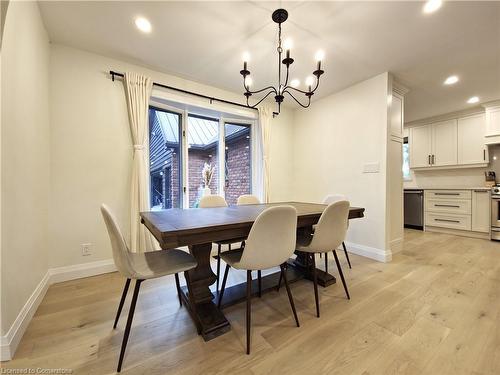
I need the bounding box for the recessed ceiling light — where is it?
[135,17,152,33]
[423,0,442,14]
[444,75,459,85]
[467,96,479,104]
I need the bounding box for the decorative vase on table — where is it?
[203,187,211,196]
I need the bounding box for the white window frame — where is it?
[150,94,256,207]
[220,118,255,199]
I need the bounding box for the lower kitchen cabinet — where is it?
[472,189,491,233]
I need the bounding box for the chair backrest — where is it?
[100,204,135,278]
[238,206,297,270]
[199,195,228,208]
[323,194,348,205]
[309,200,350,253]
[237,194,261,205]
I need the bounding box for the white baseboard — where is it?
[0,259,116,361]
[0,271,51,361]
[344,241,392,263]
[49,259,116,284]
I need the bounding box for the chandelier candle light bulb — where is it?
[238,8,325,115]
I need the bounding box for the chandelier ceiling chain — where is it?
[240,8,325,115]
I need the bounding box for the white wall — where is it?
[48,44,294,269]
[1,0,50,336]
[268,108,295,202]
[291,73,390,260]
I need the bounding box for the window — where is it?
[148,104,254,208]
[187,114,220,208]
[148,107,182,209]
[224,122,251,205]
[403,136,411,181]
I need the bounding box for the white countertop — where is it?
[404,187,491,190]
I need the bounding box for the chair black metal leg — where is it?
[342,241,352,269]
[216,243,222,293]
[229,243,232,251]
[311,253,320,318]
[184,270,202,334]
[333,250,350,300]
[324,252,328,274]
[277,269,283,292]
[113,278,130,329]
[258,270,262,298]
[280,264,300,327]
[246,270,252,355]
[174,273,182,307]
[218,264,230,308]
[117,279,142,373]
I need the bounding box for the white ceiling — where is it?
[38,1,500,122]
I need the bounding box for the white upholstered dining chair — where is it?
[199,195,246,293]
[217,205,300,354]
[296,200,350,318]
[321,194,352,270]
[236,194,261,205]
[101,204,198,372]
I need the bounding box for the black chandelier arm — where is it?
[244,84,278,95]
[246,88,277,108]
[283,89,312,108]
[284,75,321,95]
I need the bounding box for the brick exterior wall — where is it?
[225,135,251,205]
[151,133,250,208]
[187,147,218,207]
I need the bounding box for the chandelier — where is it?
[240,8,325,115]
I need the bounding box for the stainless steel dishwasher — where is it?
[404,189,424,230]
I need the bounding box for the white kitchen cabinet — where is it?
[424,189,490,238]
[432,119,457,166]
[484,104,500,144]
[410,125,432,168]
[458,114,488,165]
[471,189,490,233]
[409,113,488,169]
[390,94,403,140]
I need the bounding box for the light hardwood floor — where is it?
[2,229,500,374]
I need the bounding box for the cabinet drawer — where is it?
[425,190,471,200]
[425,198,471,214]
[425,212,472,231]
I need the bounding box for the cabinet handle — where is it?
[428,155,431,165]
[432,154,435,164]
[474,190,488,193]
[434,204,460,208]
[435,218,460,223]
[435,192,460,196]
[484,149,486,161]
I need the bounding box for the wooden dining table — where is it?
[141,201,365,341]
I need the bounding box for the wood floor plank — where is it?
[2,229,500,374]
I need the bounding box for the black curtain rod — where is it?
[109,70,258,112]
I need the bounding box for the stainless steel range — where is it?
[491,185,500,240]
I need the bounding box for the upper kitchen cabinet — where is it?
[409,112,488,170]
[458,114,488,165]
[483,102,500,144]
[409,119,457,168]
[410,125,432,168]
[390,93,404,140]
[432,119,457,166]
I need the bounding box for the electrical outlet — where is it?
[81,243,92,256]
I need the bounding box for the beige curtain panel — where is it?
[123,72,156,252]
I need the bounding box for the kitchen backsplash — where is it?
[404,144,500,188]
